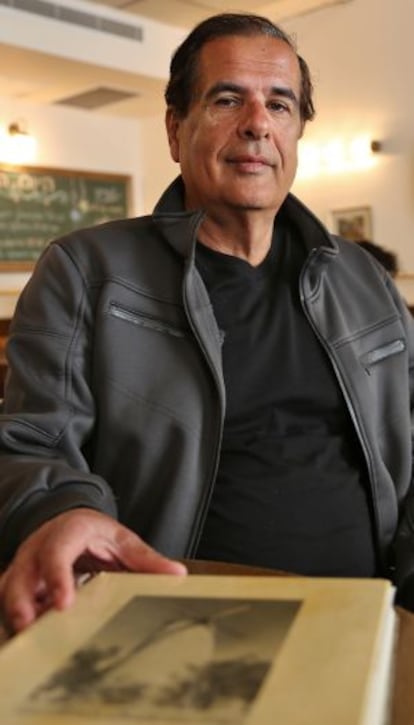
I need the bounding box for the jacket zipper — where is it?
[181,267,225,558]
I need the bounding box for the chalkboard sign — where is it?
[0,164,131,270]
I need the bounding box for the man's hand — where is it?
[0,508,187,633]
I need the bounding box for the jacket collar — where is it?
[281,193,338,256]
[152,176,204,260]
[152,175,338,259]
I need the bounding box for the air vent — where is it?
[55,86,139,110]
[0,0,143,41]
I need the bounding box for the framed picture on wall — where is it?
[330,206,373,242]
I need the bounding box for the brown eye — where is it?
[268,100,289,113]
[215,95,239,107]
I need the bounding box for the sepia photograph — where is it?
[23,594,301,723]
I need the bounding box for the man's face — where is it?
[166,34,304,216]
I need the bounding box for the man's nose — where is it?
[238,101,270,139]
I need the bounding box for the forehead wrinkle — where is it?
[193,37,302,111]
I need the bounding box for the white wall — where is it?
[139,113,178,214]
[284,0,414,300]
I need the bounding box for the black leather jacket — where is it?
[0,177,413,586]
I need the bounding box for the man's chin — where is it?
[227,196,285,213]
[222,185,288,213]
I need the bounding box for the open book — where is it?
[0,573,396,724]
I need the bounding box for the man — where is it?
[0,13,414,633]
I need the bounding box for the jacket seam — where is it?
[57,242,185,307]
[107,378,203,438]
[1,417,65,443]
[31,245,91,446]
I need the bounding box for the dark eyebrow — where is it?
[204,81,299,107]
[270,86,299,107]
[204,82,243,101]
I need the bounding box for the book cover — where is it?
[0,573,396,724]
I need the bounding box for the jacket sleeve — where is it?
[389,281,414,589]
[0,241,118,562]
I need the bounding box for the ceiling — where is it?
[83,0,346,29]
[0,0,351,118]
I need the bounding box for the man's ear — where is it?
[165,107,180,163]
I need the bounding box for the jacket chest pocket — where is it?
[108,302,187,339]
[360,338,406,374]
[99,299,211,431]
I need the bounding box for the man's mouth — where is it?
[227,155,274,172]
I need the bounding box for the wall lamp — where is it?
[0,120,37,164]
[370,140,382,153]
[297,136,382,180]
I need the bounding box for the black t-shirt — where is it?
[195,222,378,577]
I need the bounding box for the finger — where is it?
[1,562,45,632]
[32,510,115,610]
[62,511,188,576]
[110,528,188,575]
[36,537,89,611]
